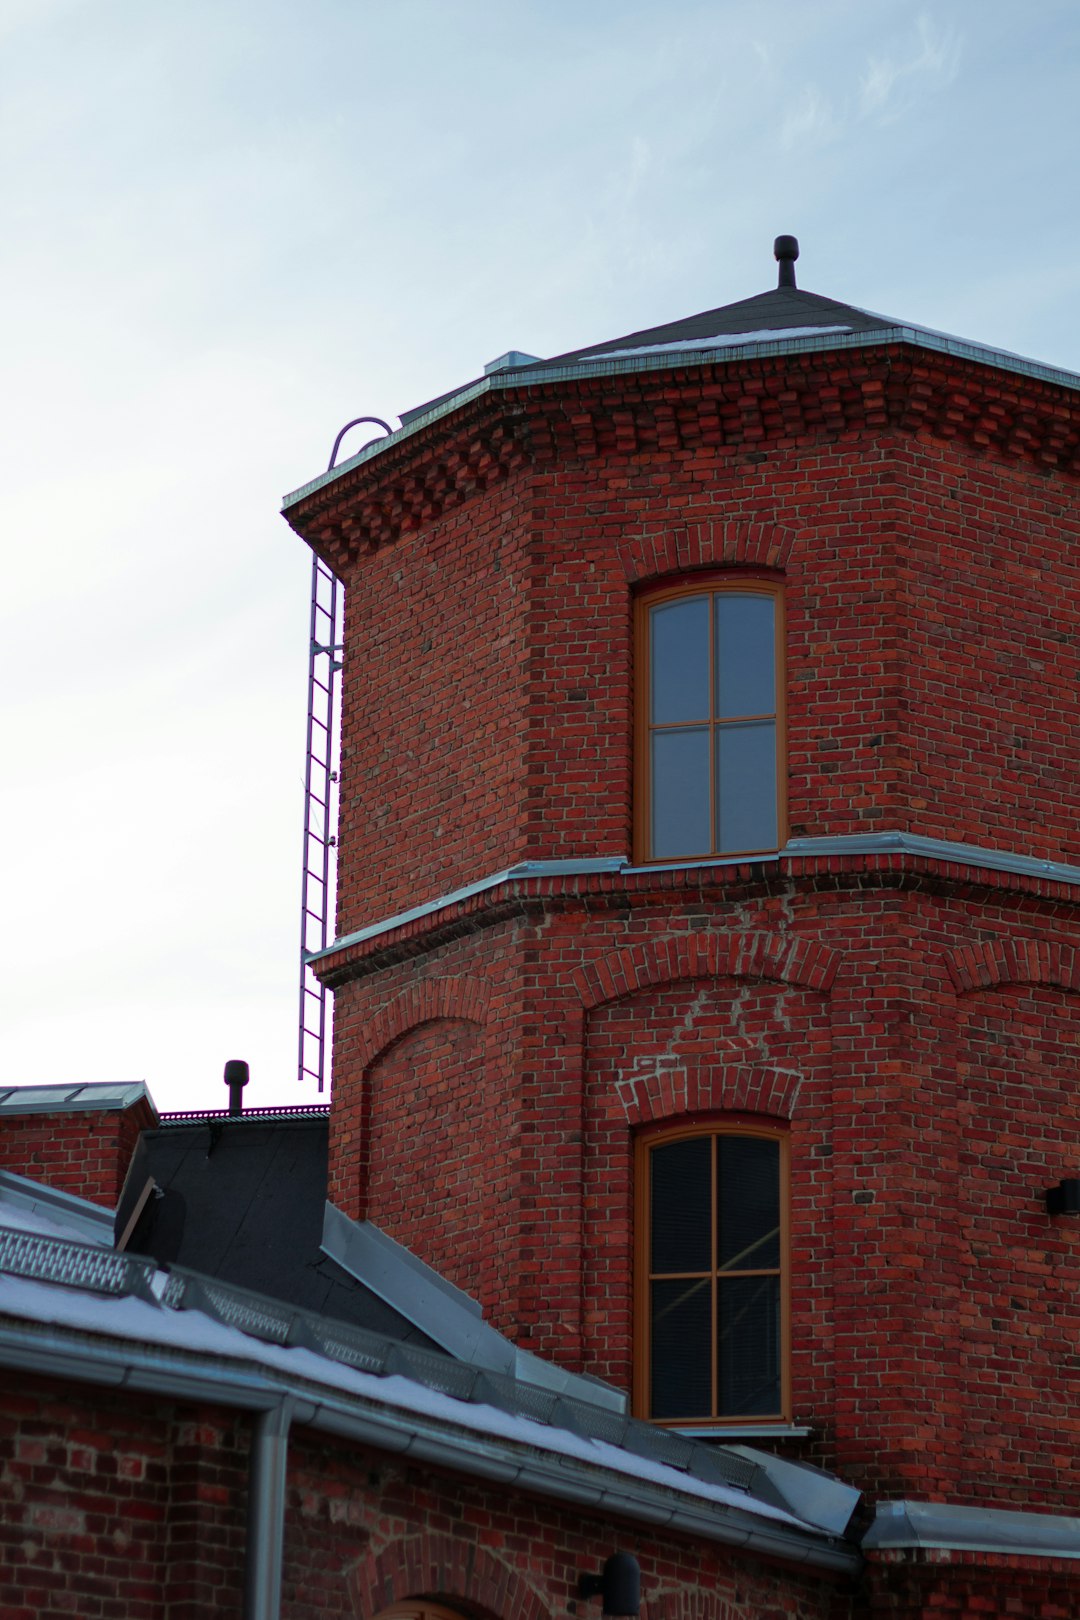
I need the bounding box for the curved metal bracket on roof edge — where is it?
[327,416,393,472]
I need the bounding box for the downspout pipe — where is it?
[245,1397,295,1620]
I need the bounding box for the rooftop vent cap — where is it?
[484,350,541,375]
[224,1059,249,1117]
[774,234,799,289]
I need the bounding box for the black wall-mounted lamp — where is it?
[1045,1178,1080,1215]
[578,1552,641,1617]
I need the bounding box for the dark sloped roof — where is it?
[551,286,894,362]
[119,1118,441,1349]
[395,285,895,429]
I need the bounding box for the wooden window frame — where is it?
[633,1121,791,1427]
[633,576,787,865]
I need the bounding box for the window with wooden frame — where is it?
[634,1124,790,1425]
[634,579,786,864]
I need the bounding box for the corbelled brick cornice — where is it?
[283,342,1080,572]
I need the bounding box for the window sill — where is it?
[671,1424,813,1439]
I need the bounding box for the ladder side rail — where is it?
[298,555,343,1091]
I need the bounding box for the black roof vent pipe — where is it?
[774,234,799,288]
[224,1059,249,1117]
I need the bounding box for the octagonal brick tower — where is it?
[282,242,1080,1521]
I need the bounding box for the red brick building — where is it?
[4,239,1080,1617]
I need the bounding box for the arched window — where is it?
[634,1123,789,1426]
[373,1605,473,1620]
[634,579,786,864]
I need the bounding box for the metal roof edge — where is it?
[306,856,625,962]
[0,1317,857,1574]
[321,1205,627,1413]
[0,1081,157,1119]
[311,831,1080,962]
[864,1499,1080,1559]
[281,328,1080,513]
[0,1171,116,1245]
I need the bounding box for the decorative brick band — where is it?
[944,939,1080,996]
[573,932,840,1012]
[356,976,491,1072]
[618,520,797,584]
[349,1530,548,1620]
[614,1060,802,1125]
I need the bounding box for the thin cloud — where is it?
[779,85,841,151]
[860,14,962,122]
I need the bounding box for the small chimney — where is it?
[774,235,799,289]
[224,1059,249,1117]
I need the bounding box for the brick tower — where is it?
[283,236,1080,1532]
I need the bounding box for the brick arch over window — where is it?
[617,520,797,585]
[616,1060,802,1127]
[642,1593,751,1620]
[945,939,1080,996]
[348,1533,549,1620]
[573,933,840,1013]
[355,976,491,1073]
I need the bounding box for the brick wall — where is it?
[323,866,1080,1511]
[290,343,1080,1526]
[288,346,1080,929]
[0,1098,155,1209]
[0,1375,847,1619]
[0,1381,246,1620]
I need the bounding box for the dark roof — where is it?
[551,286,894,362]
[396,284,895,429]
[119,1117,440,1349]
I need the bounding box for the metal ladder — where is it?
[297,554,343,1092]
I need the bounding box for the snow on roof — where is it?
[0,1171,115,1246]
[579,325,854,362]
[0,1264,813,1533]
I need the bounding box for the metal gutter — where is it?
[281,327,1080,511]
[308,831,1080,963]
[0,1320,860,1576]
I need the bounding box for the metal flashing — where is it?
[0,1081,155,1118]
[724,1445,861,1538]
[320,1205,626,1413]
[0,1233,860,1573]
[863,1499,1080,1559]
[282,324,1080,512]
[0,1170,116,1246]
[783,829,1080,886]
[309,831,1080,963]
[305,856,626,962]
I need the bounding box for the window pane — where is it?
[650,597,710,724]
[714,720,777,851]
[650,1137,712,1274]
[652,728,710,858]
[714,594,775,718]
[717,1137,780,1270]
[717,1275,782,1416]
[651,1278,712,1419]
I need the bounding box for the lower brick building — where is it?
[4,241,1080,1616]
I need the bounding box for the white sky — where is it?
[3,0,1079,1113]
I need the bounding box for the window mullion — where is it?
[710,1133,718,1420]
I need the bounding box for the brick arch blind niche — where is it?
[575,932,839,1400]
[942,935,1080,1513]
